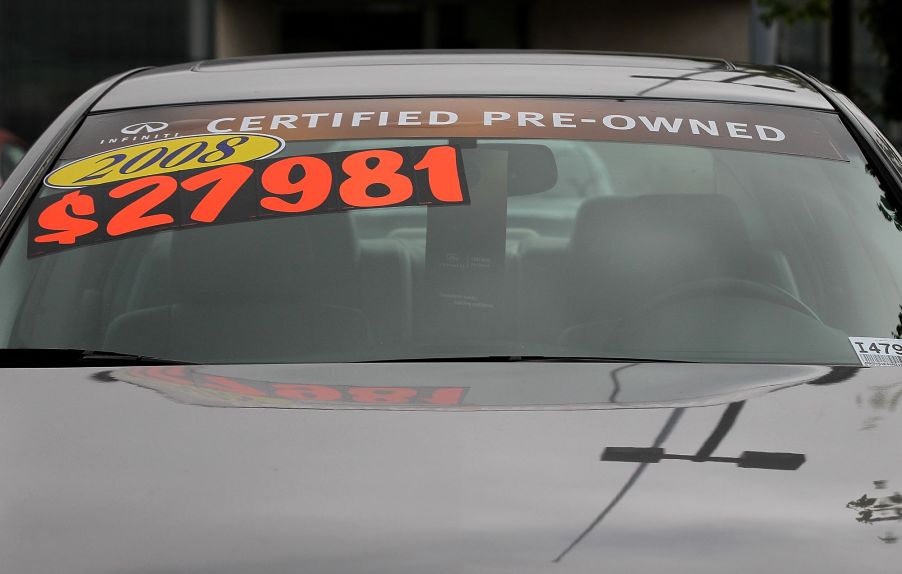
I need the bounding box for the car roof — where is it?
[92,51,833,112]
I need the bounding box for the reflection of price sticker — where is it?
[849,337,902,367]
[115,367,469,409]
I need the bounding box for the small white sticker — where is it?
[849,337,902,367]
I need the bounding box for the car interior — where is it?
[2,137,893,364]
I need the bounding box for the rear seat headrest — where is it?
[568,194,759,312]
[172,213,359,302]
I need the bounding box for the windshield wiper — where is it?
[357,355,690,364]
[0,348,195,367]
[0,350,688,367]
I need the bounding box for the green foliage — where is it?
[759,1,902,120]
[757,0,829,26]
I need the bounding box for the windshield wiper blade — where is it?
[0,348,195,367]
[357,355,690,364]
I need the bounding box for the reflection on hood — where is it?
[106,362,840,410]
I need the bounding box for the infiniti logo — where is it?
[121,121,169,135]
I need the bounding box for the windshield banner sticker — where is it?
[849,337,902,367]
[62,98,848,163]
[28,145,468,257]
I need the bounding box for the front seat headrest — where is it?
[568,194,758,315]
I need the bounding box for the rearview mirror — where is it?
[477,143,558,196]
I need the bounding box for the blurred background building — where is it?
[0,0,895,145]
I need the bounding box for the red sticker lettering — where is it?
[33,190,98,245]
[338,149,413,207]
[260,156,332,213]
[28,145,468,257]
[413,145,465,203]
[182,163,254,223]
[106,176,177,236]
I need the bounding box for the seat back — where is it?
[567,194,760,319]
[519,194,773,346]
[104,214,373,362]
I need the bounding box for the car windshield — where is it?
[0,97,898,365]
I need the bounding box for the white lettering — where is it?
[302,113,328,128]
[756,125,786,142]
[398,111,422,126]
[239,116,265,131]
[271,114,298,130]
[378,111,390,126]
[430,111,458,125]
[602,114,636,130]
[207,117,235,133]
[553,112,576,128]
[689,119,719,136]
[518,112,545,127]
[352,111,375,127]
[331,112,343,128]
[484,111,511,125]
[726,122,753,139]
[639,116,684,133]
